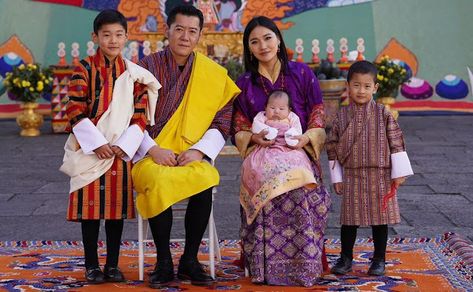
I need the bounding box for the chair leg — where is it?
[138,213,144,281]
[208,206,216,279]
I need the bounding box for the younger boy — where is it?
[60,9,160,283]
[326,60,413,276]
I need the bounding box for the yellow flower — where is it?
[44,80,49,84]
[377,74,384,81]
[22,80,29,87]
[3,79,9,86]
[401,69,406,73]
[380,66,386,70]
[29,87,35,92]
[18,64,25,70]
[36,81,44,91]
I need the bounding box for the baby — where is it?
[240,90,317,224]
[251,90,301,146]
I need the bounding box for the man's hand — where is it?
[251,130,275,147]
[94,144,114,160]
[333,182,343,195]
[288,134,310,150]
[148,145,177,166]
[111,145,126,159]
[392,177,406,188]
[177,149,204,166]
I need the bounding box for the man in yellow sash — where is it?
[132,5,240,288]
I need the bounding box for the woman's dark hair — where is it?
[347,60,378,83]
[94,9,127,34]
[243,16,289,82]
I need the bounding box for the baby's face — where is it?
[265,95,290,120]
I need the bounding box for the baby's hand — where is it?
[333,182,343,195]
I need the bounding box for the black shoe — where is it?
[149,259,174,288]
[330,255,353,275]
[177,257,215,286]
[104,265,125,282]
[368,259,386,276]
[85,267,105,284]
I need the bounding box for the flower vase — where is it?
[376,97,399,120]
[16,102,43,136]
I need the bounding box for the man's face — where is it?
[166,14,202,61]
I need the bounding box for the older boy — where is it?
[60,9,160,284]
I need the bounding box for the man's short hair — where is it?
[93,9,127,34]
[167,5,204,30]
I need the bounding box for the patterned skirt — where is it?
[341,167,401,226]
[240,163,331,286]
[66,158,135,221]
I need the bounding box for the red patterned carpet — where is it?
[0,233,472,291]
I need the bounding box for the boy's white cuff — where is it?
[329,160,343,183]
[112,124,144,162]
[72,118,108,154]
[132,131,157,163]
[391,151,414,178]
[189,129,225,161]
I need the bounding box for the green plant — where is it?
[223,58,244,81]
[375,56,408,98]
[3,63,53,103]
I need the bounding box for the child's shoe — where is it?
[330,254,352,275]
[367,259,385,276]
[85,267,105,284]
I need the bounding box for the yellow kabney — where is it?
[132,52,240,219]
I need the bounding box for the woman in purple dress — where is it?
[232,16,331,286]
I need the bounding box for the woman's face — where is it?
[248,26,280,65]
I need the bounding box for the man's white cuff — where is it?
[189,129,225,161]
[132,131,157,163]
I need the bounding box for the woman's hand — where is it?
[288,134,310,150]
[251,130,275,147]
[148,145,177,166]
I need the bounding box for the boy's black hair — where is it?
[243,16,289,84]
[167,5,204,30]
[347,60,378,83]
[93,9,127,34]
[267,89,292,108]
